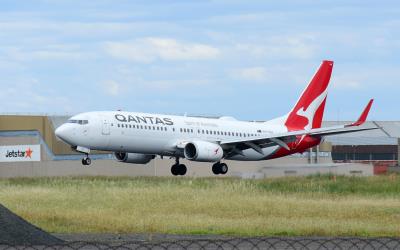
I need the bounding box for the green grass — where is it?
[0,175,399,236]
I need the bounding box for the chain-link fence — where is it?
[1,237,400,250]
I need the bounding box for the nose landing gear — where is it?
[82,154,92,166]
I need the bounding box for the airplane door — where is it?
[102,117,110,135]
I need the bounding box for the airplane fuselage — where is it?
[56,111,320,162]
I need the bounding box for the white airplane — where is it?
[55,60,375,176]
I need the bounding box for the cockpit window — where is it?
[68,119,88,125]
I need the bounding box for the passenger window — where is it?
[117,124,120,128]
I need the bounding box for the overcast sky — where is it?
[0,0,399,120]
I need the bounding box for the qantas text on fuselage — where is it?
[55,60,375,176]
[115,114,174,126]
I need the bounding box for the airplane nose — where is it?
[55,125,68,141]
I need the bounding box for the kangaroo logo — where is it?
[294,88,328,145]
[295,88,328,131]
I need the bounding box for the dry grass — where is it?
[0,176,399,236]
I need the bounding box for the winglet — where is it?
[347,99,374,127]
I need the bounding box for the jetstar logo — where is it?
[115,114,174,126]
[5,147,33,158]
[214,148,220,155]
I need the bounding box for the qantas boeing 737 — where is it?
[55,60,375,175]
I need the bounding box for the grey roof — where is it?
[322,121,399,145]
[326,136,398,146]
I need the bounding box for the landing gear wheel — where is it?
[85,157,91,165]
[171,164,187,176]
[212,163,221,175]
[171,164,180,176]
[82,155,91,166]
[171,157,187,176]
[212,162,228,175]
[219,163,228,175]
[178,164,187,176]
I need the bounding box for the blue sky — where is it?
[0,0,399,120]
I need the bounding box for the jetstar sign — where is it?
[0,145,41,162]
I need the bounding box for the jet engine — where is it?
[114,152,154,164]
[184,141,223,162]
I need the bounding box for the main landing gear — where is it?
[212,162,228,175]
[171,158,187,176]
[170,158,229,176]
[82,154,92,166]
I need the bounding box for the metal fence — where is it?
[1,237,400,250]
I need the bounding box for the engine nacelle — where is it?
[184,141,223,162]
[114,152,154,164]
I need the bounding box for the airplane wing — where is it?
[220,99,376,153]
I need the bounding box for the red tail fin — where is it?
[285,60,333,131]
